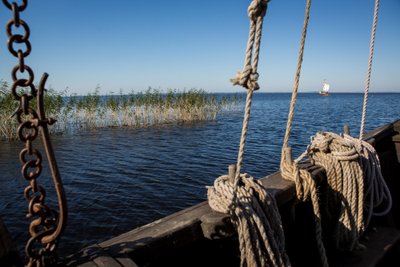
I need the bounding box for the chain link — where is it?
[3,1,67,266]
[2,0,28,11]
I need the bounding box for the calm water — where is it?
[1,92,399,258]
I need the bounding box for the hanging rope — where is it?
[280,0,311,156]
[208,174,290,267]
[306,132,365,251]
[296,132,392,251]
[231,0,269,186]
[280,0,391,264]
[359,0,380,139]
[279,0,329,266]
[345,134,392,229]
[356,0,391,230]
[208,1,291,266]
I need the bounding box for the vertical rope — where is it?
[208,2,293,266]
[278,1,330,266]
[234,89,255,187]
[281,0,312,164]
[230,0,268,187]
[359,0,380,139]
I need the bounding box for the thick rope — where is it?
[208,1,292,266]
[230,0,269,186]
[306,132,365,251]
[280,157,328,267]
[208,174,291,267]
[281,0,311,160]
[295,132,392,251]
[279,0,330,265]
[231,0,268,91]
[343,134,392,228]
[279,0,387,264]
[359,0,380,139]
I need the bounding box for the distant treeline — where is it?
[0,80,241,140]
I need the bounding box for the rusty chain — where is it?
[2,1,67,266]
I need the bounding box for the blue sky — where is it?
[0,0,399,94]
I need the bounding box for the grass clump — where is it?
[0,82,241,140]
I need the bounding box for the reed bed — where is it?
[0,81,241,140]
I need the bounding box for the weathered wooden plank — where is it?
[65,244,122,267]
[75,262,98,267]
[115,257,139,267]
[100,201,210,248]
[391,120,400,162]
[330,227,400,267]
[92,256,122,267]
[364,119,398,143]
[200,211,235,240]
[64,245,100,266]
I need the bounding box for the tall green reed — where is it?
[0,83,241,140]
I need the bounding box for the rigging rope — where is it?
[359,0,380,139]
[231,0,268,187]
[281,0,311,157]
[280,0,391,265]
[279,0,329,265]
[208,1,291,266]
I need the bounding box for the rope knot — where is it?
[309,133,333,154]
[231,66,260,90]
[248,0,269,20]
[207,172,291,267]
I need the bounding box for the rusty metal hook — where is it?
[35,72,68,245]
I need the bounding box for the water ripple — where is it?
[0,92,399,258]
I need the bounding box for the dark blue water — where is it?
[1,92,399,258]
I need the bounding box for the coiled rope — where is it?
[208,174,290,267]
[295,132,392,251]
[281,0,391,266]
[208,1,291,266]
[306,132,365,251]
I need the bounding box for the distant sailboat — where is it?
[319,80,330,96]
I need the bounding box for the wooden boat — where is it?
[1,119,399,266]
[1,1,397,266]
[40,119,397,267]
[319,80,330,96]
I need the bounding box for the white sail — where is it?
[319,80,330,95]
[322,82,330,92]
